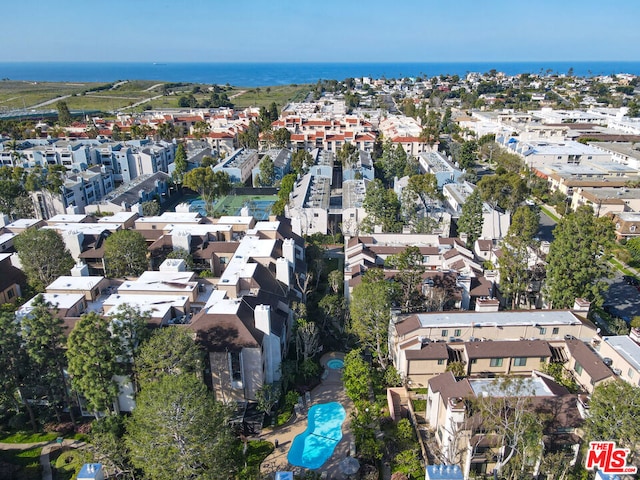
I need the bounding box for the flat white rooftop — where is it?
[104,294,188,317]
[217,216,254,225]
[469,376,555,398]
[603,336,640,371]
[43,223,121,234]
[47,214,90,223]
[136,212,202,223]
[165,224,232,235]
[206,297,242,315]
[0,232,15,245]
[47,276,105,291]
[414,310,582,329]
[6,219,41,229]
[17,293,84,318]
[97,212,138,224]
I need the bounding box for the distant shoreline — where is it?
[1,61,639,86]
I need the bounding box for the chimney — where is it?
[255,304,271,335]
[172,231,191,252]
[475,298,500,312]
[572,298,591,313]
[283,238,296,265]
[63,230,84,261]
[70,263,90,277]
[276,257,290,289]
[159,258,186,272]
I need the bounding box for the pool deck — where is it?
[259,352,355,479]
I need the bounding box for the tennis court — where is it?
[190,194,278,220]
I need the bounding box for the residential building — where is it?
[0,253,26,304]
[418,152,463,188]
[214,148,260,184]
[596,335,640,387]
[251,148,292,186]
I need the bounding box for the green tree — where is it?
[109,304,151,389]
[457,140,477,170]
[255,383,281,416]
[273,127,291,148]
[15,228,74,292]
[472,377,542,476]
[545,206,615,308]
[257,155,275,187]
[349,270,393,368]
[135,327,203,388]
[56,100,72,127]
[337,142,359,169]
[0,311,38,431]
[498,206,540,309]
[584,381,640,451]
[166,247,195,271]
[192,121,210,139]
[125,373,239,480]
[66,312,121,417]
[362,179,401,233]
[22,295,80,425]
[103,229,149,278]
[141,199,160,216]
[173,143,188,185]
[394,449,424,479]
[183,167,231,216]
[291,150,313,175]
[477,173,528,213]
[457,189,484,248]
[156,122,176,141]
[386,246,425,312]
[343,349,372,402]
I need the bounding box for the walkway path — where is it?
[0,438,86,480]
[259,352,355,479]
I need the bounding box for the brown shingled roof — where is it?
[405,342,449,360]
[464,340,551,359]
[565,339,614,383]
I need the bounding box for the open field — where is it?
[1,80,310,115]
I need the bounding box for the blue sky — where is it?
[2,0,639,62]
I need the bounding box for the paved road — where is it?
[28,94,72,109]
[604,272,640,321]
[536,210,556,243]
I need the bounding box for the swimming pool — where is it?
[326,359,344,369]
[287,402,346,469]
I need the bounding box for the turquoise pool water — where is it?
[287,402,346,469]
[326,359,344,369]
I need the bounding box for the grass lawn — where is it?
[610,257,635,276]
[0,446,42,480]
[52,448,90,480]
[0,431,58,444]
[239,440,274,479]
[540,205,561,222]
[229,84,312,109]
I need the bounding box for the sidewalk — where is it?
[0,438,86,480]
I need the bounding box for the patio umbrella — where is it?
[339,456,360,476]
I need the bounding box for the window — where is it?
[539,327,547,334]
[629,368,635,379]
[470,359,477,364]
[437,359,445,365]
[514,357,527,367]
[6,288,14,299]
[220,256,228,265]
[441,329,448,337]
[422,255,429,263]
[454,329,462,337]
[552,327,559,335]
[230,352,242,383]
[631,226,637,233]
[575,361,583,375]
[490,358,503,367]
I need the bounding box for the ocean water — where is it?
[1,61,640,86]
